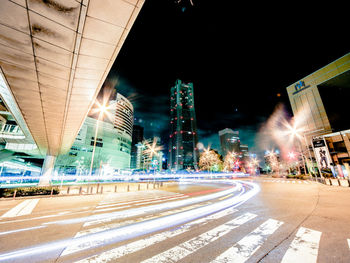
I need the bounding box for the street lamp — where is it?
[143,137,163,181]
[88,101,110,177]
[284,123,309,176]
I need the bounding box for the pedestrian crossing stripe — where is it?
[211,219,283,263]
[1,199,39,218]
[74,214,336,263]
[281,227,321,263]
[141,213,257,263]
[74,208,240,262]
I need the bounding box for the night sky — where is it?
[102,1,349,156]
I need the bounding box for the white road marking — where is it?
[97,194,187,208]
[281,227,321,263]
[1,199,39,218]
[92,205,131,213]
[212,218,283,263]
[347,239,350,250]
[96,196,188,212]
[98,193,186,206]
[0,225,46,236]
[75,208,240,262]
[83,203,205,227]
[62,203,210,256]
[141,213,257,263]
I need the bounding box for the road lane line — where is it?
[281,227,321,263]
[348,239,350,250]
[219,193,234,201]
[1,199,39,218]
[74,208,240,262]
[141,213,257,263]
[0,225,46,236]
[93,205,131,213]
[211,218,283,263]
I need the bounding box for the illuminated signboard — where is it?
[292,80,310,94]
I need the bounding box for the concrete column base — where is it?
[39,155,56,186]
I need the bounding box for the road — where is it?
[0,178,349,263]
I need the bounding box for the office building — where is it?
[219,129,240,158]
[286,53,350,174]
[134,138,163,172]
[112,93,134,138]
[131,125,144,170]
[240,144,249,158]
[169,79,199,170]
[286,53,350,140]
[55,93,134,174]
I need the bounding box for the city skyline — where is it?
[1,2,350,262]
[103,1,349,156]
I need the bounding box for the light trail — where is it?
[0,172,248,187]
[0,181,259,262]
[43,181,240,226]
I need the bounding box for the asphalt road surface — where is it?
[0,178,349,263]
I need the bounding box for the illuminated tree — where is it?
[223,151,239,172]
[199,148,223,171]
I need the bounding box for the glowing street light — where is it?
[284,122,309,176]
[287,151,296,159]
[88,100,114,177]
[143,137,163,171]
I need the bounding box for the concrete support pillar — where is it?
[39,155,56,186]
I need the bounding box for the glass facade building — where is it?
[169,79,199,170]
[219,128,240,158]
[55,93,134,174]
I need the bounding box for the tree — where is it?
[199,149,223,171]
[223,151,239,172]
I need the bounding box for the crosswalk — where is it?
[281,227,321,263]
[0,189,349,262]
[1,198,39,218]
[260,179,312,184]
[59,202,347,263]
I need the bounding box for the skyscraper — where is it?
[169,79,199,170]
[130,125,144,169]
[219,128,240,158]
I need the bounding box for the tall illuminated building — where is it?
[219,128,240,158]
[169,79,199,170]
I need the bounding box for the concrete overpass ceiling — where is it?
[0,0,144,157]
